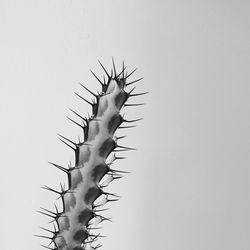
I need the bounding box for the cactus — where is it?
[37,59,146,250]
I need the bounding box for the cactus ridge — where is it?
[38,60,145,250]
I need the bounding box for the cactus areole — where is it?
[37,59,146,250]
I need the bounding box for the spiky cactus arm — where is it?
[38,60,146,250]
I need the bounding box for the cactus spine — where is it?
[38,59,146,250]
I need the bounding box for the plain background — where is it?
[1,1,250,250]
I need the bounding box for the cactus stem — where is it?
[39,61,145,249]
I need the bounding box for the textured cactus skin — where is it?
[38,60,145,250]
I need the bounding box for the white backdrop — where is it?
[0,1,250,250]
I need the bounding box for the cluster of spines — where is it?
[37,59,147,250]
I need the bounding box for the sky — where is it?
[0,1,250,250]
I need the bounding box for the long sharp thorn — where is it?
[57,134,76,146]
[54,204,59,214]
[117,66,127,78]
[126,77,144,86]
[84,236,99,244]
[113,149,129,152]
[48,219,56,224]
[106,171,123,177]
[117,61,127,78]
[48,162,69,174]
[116,145,136,150]
[107,198,119,203]
[122,60,125,78]
[40,207,56,215]
[94,208,110,212]
[90,70,104,86]
[123,118,143,123]
[125,68,137,79]
[113,176,123,180]
[79,83,97,97]
[89,233,106,238]
[40,227,54,234]
[40,244,54,250]
[114,155,126,160]
[67,116,84,129]
[112,57,117,77]
[88,227,103,230]
[118,125,137,129]
[110,169,131,174]
[37,210,54,219]
[75,92,93,106]
[97,234,107,238]
[129,91,149,97]
[103,191,120,198]
[52,224,57,234]
[58,137,75,151]
[34,235,52,240]
[41,185,61,195]
[102,75,106,85]
[59,183,64,193]
[94,244,103,249]
[98,59,110,78]
[115,135,127,140]
[99,215,112,222]
[127,86,136,96]
[69,108,85,121]
[82,116,88,124]
[124,103,145,107]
